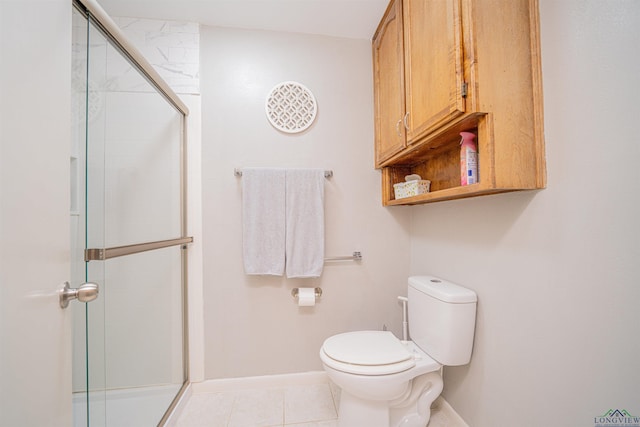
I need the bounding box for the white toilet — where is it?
[320,276,477,427]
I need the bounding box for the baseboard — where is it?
[431,396,470,427]
[190,370,330,394]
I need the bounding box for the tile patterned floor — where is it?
[175,383,339,427]
[174,381,455,427]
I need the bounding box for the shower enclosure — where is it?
[71,1,190,426]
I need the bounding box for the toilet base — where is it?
[336,372,443,427]
[338,391,390,427]
[389,372,443,427]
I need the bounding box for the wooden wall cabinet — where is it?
[373,0,406,165]
[372,0,546,206]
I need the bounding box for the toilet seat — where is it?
[321,331,416,375]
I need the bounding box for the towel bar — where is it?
[324,251,362,262]
[234,168,333,178]
[85,237,193,261]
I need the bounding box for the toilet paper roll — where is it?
[297,287,316,307]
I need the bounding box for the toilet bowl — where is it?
[320,331,443,427]
[320,276,477,427]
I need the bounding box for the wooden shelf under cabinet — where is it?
[381,112,544,206]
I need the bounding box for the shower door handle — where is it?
[59,281,99,309]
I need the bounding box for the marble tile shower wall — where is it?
[113,17,200,95]
[73,15,199,96]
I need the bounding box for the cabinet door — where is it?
[373,0,406,167]
[403,0,465,143]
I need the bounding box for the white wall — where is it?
[200,26,412,379]
[0,1,73,425]
[409,1,640,425]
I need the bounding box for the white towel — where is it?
[285,169,325,278]
[242,168,286,275]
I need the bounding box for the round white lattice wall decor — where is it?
[265,81,317,133]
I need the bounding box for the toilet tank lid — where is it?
[408,276,477,303]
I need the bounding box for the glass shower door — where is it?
[71,5,188,427]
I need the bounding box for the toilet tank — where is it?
[408,276,477,366]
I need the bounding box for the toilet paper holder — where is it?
[291,287,322,299]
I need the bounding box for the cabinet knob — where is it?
[403,112,410,130]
